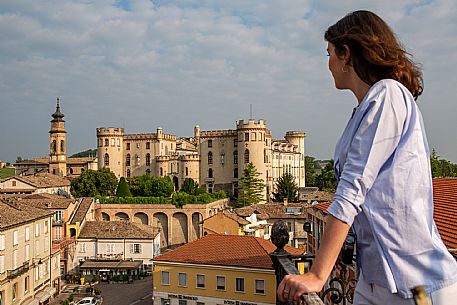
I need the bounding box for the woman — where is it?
[277,10,457,305]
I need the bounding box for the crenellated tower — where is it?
[49,98,67,176]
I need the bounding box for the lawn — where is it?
[0,168,15,179]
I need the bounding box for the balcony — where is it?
[7,261,30,279]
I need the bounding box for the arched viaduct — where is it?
[95,199,229,248]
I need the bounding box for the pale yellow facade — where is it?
[97,119,306,200]
[153,262,276,305]
[0,216,59,305]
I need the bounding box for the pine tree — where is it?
[273,173,298,202]
[237,162,266,207]
[116,177,132,197]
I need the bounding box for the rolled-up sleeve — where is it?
[328,84,407,225]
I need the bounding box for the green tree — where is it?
[273,173,298,202]
[116,177,132,197]
[15,156,23,163]
[70,149,97,158]
[70,168,118,197]
[237,162,266,207]
[315,159,338,192]
[181,178,203,195]
[128,175,174,197]
[430,149,457,178]
[305,156,318,187]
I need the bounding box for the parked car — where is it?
[76,297,100,304]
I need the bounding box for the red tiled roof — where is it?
[154,234,303,269]
[432,178,457,250]
[313,202,331,215]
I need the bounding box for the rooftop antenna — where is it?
[250,104,253,120]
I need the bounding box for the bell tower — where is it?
[49,98,67,176]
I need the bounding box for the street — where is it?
[95,276,153,305]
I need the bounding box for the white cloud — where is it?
[0,0,456,163]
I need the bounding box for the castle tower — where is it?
[96,127,125,178]
[49,98,67,176]
[237,119,270,201]
[285,131,306,187]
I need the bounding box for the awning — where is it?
[35,287,55,303]
[48,287,57,296]
[80,260,142,270]
[22,298,40,305]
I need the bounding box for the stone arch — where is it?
[173,176,179,191]
[192,212,203,239]
[134,212,149,225]
[154,213,169,248]
[101,212,110,221]
[172,212,188,245]
[209,210,213,217]
[115,212,129,221]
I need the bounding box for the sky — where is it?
[1,0,456,164]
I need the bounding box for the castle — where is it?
[97,119,306,200]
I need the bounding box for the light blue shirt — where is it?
[328,79,457,298]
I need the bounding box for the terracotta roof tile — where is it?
[1,173,70,188]
[432,178,457,251]
[79,221,158,239]
[313,202,331,215]
[0,200,54,229]
[154,234,303,269]
[71,197,93,224]
[221,210,250,225]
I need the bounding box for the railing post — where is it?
[270,220,323,305]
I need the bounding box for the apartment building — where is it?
[0,199,58,305]
[153,234,303,305]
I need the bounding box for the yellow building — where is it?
[202,210,250,236]
[153,234,303,305]
[0,199,57,305]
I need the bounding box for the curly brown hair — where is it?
[324,10,423,99]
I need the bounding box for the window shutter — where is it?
[0,255,4,274]
[0,235,4,250]
[130,244,134,253]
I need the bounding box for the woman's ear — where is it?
[342,44,351,66]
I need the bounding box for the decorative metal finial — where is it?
[271,220,290,252]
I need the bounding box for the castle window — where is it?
[146,153,151,166]
[208,140,212,148]
[126,154,131,166]
[146,169,151,176]
[252,132,256,141]
[134,154,139,166]
[244,149,250,163]
[111,138,115,146]
[126,143,130,150]
[104,153,109,166]
[117,139,121,147]
[234,150,238,164]
[185,167,188,176]
[60,140,65,153]
[146,142,150,150]
[244,132,249,141]
[52,140,57,153]
[105,139,109,146]
[234,168,238,178]
[208,168,213,178]
[208,152,213,165]
[127,169,130,177]
[160,168,163,176]
[234,138,237,147]
[98,139,103,147]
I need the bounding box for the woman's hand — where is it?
[277,272,325,303]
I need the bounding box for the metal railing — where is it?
[270,220,324,305]
[7,261,30,279]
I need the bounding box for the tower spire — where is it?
[52,97,64,121]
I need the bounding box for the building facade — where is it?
[97,119,306,200]
[153,234,303,305]
[0,200,58,305]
